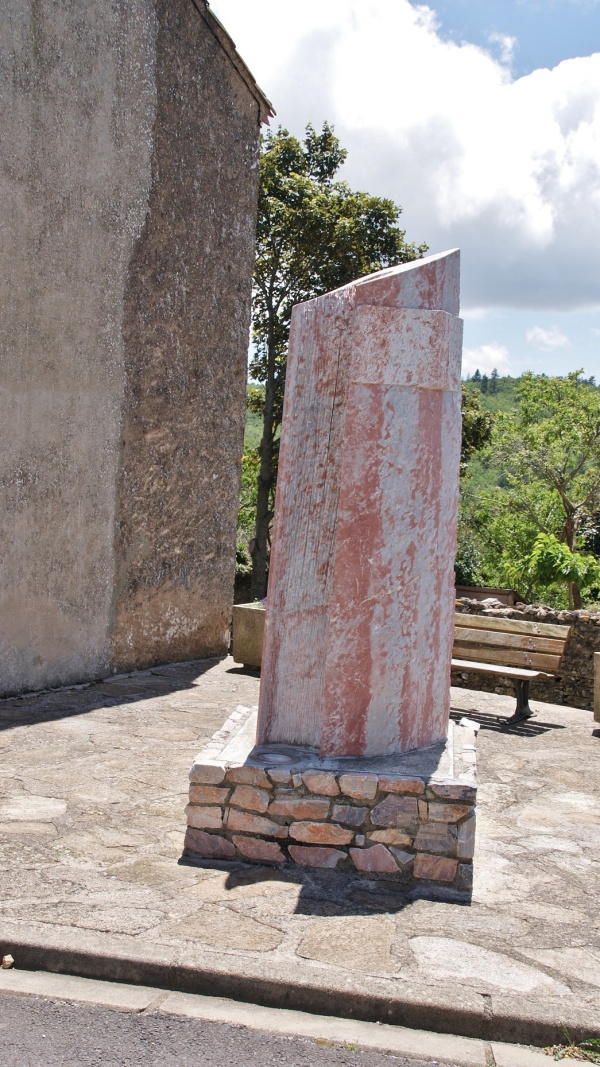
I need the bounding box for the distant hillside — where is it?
[462,373,519,415]
[245,407,262,450]
[462,371,598,490]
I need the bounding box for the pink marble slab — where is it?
[257,251,462,757]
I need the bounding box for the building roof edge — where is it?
[192,0,275,125]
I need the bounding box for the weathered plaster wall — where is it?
[0,0,263,694]
[111,0,261,670]
[0,0,157,694]
[453,599,600,711]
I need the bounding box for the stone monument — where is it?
[185,251,478,896]
[0,0,272,696]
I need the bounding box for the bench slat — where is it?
[451,658,549,680]
[453,626,567,656]
[455,613,568,640]
[452,643,562,673]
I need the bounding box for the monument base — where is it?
[184,706,478,897]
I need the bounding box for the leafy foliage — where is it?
[458,371,600,607]
[238,446,260,538]
[460,390,494,477]
[454,524,485,586]
[545,1025,600,1061]
[526,533,600,590]
[248,122,427,598]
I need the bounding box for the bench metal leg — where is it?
[504,680,534,726]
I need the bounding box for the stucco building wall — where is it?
[0,0,269,694]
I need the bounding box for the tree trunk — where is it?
[251,322,277,601]
[568,582,583,610]
[251,429,273,601]
[561,499,582,609]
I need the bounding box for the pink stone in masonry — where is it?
[230,785,270,814]
[350,844,399,874]
[378,777,425,796]
[301,772,339,797]
[414,822,457,856]
[428,782,476,802]
[188,785,230,805]
[456,863,473,892]
[389,848,415,871]
[232,836,285,864]
[184,827,235,860]
[338,774,378,801]
[332,805,369,828]
[185,804,222,830]
[268,797,331,821]
[256,251,462,758]
[428,803,472,823]
[225,766,271,789]
[288,845,346,869]
[226,809,288,839]
[189,763,225,786]
[290,822,353,846]
[371,795,419,830]
[413,853,458,882]
[268,768,293,785]
[457,816,476,860]
[367,830,413,847]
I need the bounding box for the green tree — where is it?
[525,533,600,602]
[460,389,494,478]
[483,371,600,607]
[249,123,427,598]
[455,389,494,587]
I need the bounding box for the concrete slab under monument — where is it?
[185,250,477,895]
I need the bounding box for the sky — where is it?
[209,0,600,380]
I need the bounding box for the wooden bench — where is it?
[452,613,572,725]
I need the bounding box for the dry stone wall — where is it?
[185,707,478,899]
[453,599,600,711]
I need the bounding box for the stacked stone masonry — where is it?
[454,599,600,711]
[185,712,477,897]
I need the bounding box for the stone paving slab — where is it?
[1,656,599,1047]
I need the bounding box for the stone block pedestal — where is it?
[185,706,478,898]
[232,603,265,669]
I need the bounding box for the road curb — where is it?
[2,931,599,1049]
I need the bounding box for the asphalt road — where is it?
[0,994,459,1067]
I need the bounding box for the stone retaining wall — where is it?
[184,708,478,899]
[453,599,600,710]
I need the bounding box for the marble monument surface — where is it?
[185,251,477,894]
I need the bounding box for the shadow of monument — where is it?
[0,658,224,733]
[178,856,471,915]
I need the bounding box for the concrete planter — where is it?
[232,603,265,669]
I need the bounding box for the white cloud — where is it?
[462,343,511,377]
[211,0,600,312]
[526,325,572,350]
[461,307,490,320]
[488,32,517,67]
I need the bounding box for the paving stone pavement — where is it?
[1,656,599,1043]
